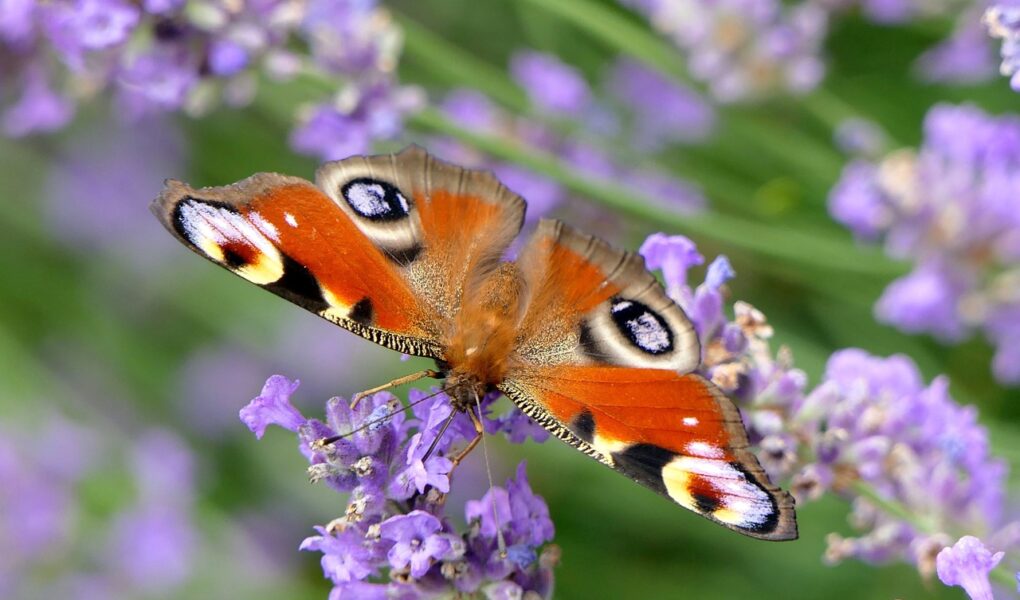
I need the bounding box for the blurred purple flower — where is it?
[918,17,997,84]
[2,67,75,137]
[936,536,1004,600]
[874,260,969,340]
[178,344,269,437]
[106,505,197,593]
[289,82,424,161]
[608,58,714,148]
[621,0,828,100]
[986,4,1020,90]
[2,0,420,153]
[42,115,184,270]
[624,168,706,214]
[828,103,1020,383]
[834,118,888,158]
[510,51,591,114]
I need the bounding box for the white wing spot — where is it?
[682,417,699,427]
[250,211,279,241]
[284,212,298,227]
[685,441,724,459]
[628,313,671,352]
[346,182,390,217]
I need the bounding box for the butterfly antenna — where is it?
[316,386,452,447]
[422,410,457,463]
[474,388,507,557]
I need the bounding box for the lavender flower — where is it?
[379,511,456,577]
[937,536,1004,600]
[986,4,1020,90]
[828,103,1020,384]
[241,376,558,597]
[607,58,715,149]
[0,418,205,598]
[42,115,185,272]
[1,0,420,155]
[620,0,828,101]
[239,375,305,438]
[511,50,592,114]
[435,83,705,226]
[640,232,1017,590]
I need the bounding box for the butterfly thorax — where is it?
[441,263,524,410]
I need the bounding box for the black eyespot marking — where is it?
[221,246,248,269]
[385,243,423,266]
[729,461,780,533]
[571,410,595,444]
[342,178,411,221]
[611,443,676,496]
[265,255,329,313]
[349,297,374,326]
[578,322,600,357]
[693,492,721,514]
[609,298,673,355]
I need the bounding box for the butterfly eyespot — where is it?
[609,298,674,355]
[341,178,411,221]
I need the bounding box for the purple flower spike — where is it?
[510,51,591,114]
[379,511,452,578]
[608,57,715,148]
[389,433,453,499]
[506,462,554,546]
[936,536,1004,600]
[3,68,75,138]
[300,526,377,583]
[239,375,305,438]
[639,233,704,299]
[704,256,735,290]
[875,261,968,341]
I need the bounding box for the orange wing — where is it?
[501,220,797,540]
[151,146,525,358]
[501,366,796,540]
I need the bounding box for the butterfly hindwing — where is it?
[315,146,526,322]
[501,366,797,540]
[512,219,700,372]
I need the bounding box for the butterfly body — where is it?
[153,146,797,541]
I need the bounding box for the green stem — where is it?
[851,480,930,532]
[852,480,1016,589]
[410,106,902,278]
[517,0,689,82]
[396,14,530,113]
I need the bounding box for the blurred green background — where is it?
[2,0,1019,598]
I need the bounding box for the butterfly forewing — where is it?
[151,172,443,357]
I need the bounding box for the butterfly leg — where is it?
[449,407,484,469]
[351,369,441,408]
